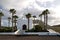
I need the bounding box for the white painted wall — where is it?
[17,19,33,30]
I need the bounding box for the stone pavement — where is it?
[0,35,60,40]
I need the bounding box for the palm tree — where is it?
[42,9,50,30]
[26,13,31,30]
[45,9,50,29]
[13,15,18,30]
[39,14,42,21]
[8,17,11,27]
[32,15,36,28]
[42,10,46,30]
[9,9,16,31]
[0,12,4,27]
[13,20,17,31]
[33,15,36,21]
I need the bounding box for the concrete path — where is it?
[47,29,60,35]
[47,29,57,33]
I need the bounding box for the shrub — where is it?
[34,25,42,31]
[26,25,43,32]
[0,27,16,32]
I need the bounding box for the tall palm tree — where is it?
[9,9,16,31]
[33,15,36,21]
[13,15,18,30]
[0,12,4,27]
[42,9,50,30]
[26,13,31,30]
[13,20,17,31]
[45,9,50,29]
[39,14,42,21]
[8,17,11,27]
[42,10,46,30]
[32,15,36,28]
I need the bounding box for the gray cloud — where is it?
[0,0,60,26]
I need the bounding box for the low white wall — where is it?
[0,29,60,35]
[24,32,49,35]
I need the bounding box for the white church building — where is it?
[17,17,50,31]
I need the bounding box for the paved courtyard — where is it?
[0,35,60,40]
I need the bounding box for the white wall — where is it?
[17,19,33,30]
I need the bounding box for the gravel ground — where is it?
[0,35,60,40]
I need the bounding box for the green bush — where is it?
[34,25,42,31]
[26,25,43,32]
[0,27,17,32]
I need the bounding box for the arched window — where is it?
[22,24,27,30]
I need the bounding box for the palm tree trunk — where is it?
[44,14,46,30]
[0,17,1,27]
[15,19,17,30]
[15,22,16,28]
[28,18,29,30]
[15,21,17,31]
[8,19,10,27]
[12,13,14,31]
[46,14,48,29]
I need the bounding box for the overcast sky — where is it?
[0,0,60,26]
